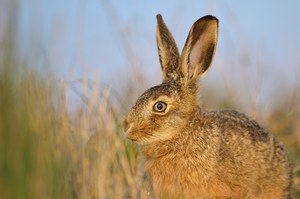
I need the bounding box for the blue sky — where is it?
[10,0,300,107]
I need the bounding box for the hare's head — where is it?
[124,14,218,145]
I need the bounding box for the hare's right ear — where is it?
[180,16,218,82]
[156,14,180,82]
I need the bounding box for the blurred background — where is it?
[0,0,299,198]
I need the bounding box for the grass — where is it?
[0,64,155,198]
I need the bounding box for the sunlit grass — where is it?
[0,67,153,199]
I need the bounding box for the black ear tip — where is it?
[156,14,163,21]
[196,15,219,25]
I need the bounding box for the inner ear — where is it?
[189,35,216,78]
[180,15,218,81]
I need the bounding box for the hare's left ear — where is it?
[156,14,180,82]
[180,16,218,81]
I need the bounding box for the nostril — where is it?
[123,119,130,132]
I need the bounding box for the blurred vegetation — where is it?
[0,1,300,199]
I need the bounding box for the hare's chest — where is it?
[145,155,213,198]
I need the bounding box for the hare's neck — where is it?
[141,139,175,159]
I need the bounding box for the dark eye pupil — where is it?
[157,103,163,110]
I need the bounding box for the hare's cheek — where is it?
[148,115,168,130]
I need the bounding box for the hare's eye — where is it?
[153,101,167,112]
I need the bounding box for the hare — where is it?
[123,14,292,199]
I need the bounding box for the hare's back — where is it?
[200,109,289,165]
[206,109,270,142]
[200,109,292,196]
[201,109,290,173]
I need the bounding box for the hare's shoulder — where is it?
[200,109,271,142]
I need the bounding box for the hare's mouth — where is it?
[126,134,141,144]
[125,129,152,144]
[128,137,137,142]
[125,130,138,142]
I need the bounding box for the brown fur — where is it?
[124,14,292,199]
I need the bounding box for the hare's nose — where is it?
[123,119,132,133]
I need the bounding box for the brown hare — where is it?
[123,14,292,199]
